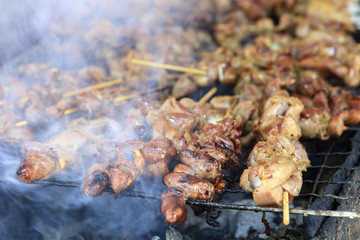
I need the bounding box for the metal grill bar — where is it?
[30,179,360,217]
[223,188,359,200]
[303,180,360,184]
[6,126,360,222]
[186,200,360,218]
[306,141,335,209]
[308,151,353,156]
[352,195,360,212]
[308,165,360,170]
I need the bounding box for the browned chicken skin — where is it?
[164,172,214,201]
[240,95,309,207]
[83,163,110,197]
[110,141,145,195]
[179,148,222,185]
[161,189,188,224]
[17,129,90,183]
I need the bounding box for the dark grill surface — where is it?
[17,126,360,239]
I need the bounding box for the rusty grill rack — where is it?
[30,127,360,227]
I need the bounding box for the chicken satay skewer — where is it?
[14,78,122,127]
[283,191,290,225]
[85,87,218,198]
[14,85,168,127]
[131,59,207,75]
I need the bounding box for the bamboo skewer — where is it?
[14,120,28,127]
[63,78,123,98]
[224,99,238,119]
[198,87,217,105]
[131,59,207,75]
[283,191,290,225]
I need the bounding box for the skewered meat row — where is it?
[82,94,223,198]
[83,136,177,197]
[240,95,310,207]
[0,111,34,145]
[161,114,243,223]
[82,96,173,197]
[16,118,122,183]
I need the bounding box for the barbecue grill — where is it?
[13,127,356,239]
[1,1,360,239]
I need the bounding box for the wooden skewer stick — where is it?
[283,191,290,225]
[224,99,238,119]
[131,59,207,75]
[14,120,28,127]
[63,78,123,98]
[63,108,80,116]
[198,87,217,105]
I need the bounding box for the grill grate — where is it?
[30,128,360,223]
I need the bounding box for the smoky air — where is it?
[0,1,183,239]
[3,0,358,239]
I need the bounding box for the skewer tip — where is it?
[14,120,28,127]
[283,191,290,225]
[198,87,217,105]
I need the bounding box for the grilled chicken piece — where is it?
[164,172,215,201]
[45,97,77,119]
[161,189,188,224]
[173,163,195,175]
[142,136,176,164]
[327,112,348,138]
[97,140,118,162]
[193,118,242,167]
[110,141,145,195]
[179,148,222,185]
[210,97,260,142]
[17,129,89,183]
[172,76,198,99]
[198,147,227,165]
[300,108,330,140]
[17,118,119,183]
[83,163,110,197]
[247,135,310,171]
[240,155,300,207]
[76,91,113,119]
[125,108,152,141]
[144,160,169,178]
[152,112,196,150]
[0,112,34,145]
[295,71,330,97]
[261,95,304,123]
[255,115,301,141]
[158,97,191,115]
[24,103,52,126]
[142,136,176,178]
[133,97,161,116]
[241,93,309,207]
